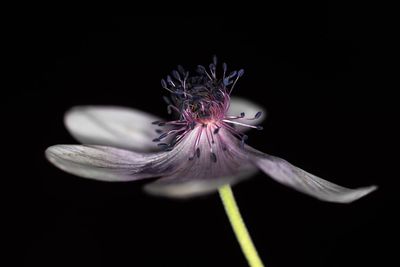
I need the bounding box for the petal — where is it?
[143,125,258,198]
[228,97,267,132]
[249,149,377,203]
[64,106,163,152]
[45,145,175,182]
[144,170,257,198]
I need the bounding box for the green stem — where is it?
[219,185,265,267]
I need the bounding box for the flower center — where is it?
[152,56,263,162]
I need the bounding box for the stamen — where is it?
[222,119,261,130]
[157,132,168,140]
[157,57,259,151]
[177,65,186,75]
[210,152,217,163]
[209,127,215,144]
[194,128,203,148]
[163,96,171,105]
[209,63,216,78]
[222,62,227,80]
[172,70,181,81]
[161,79,167,89]
[197,65,212,80]
[157,143,169,147]
[213,55,218,66]
[240,135,248,148]
[167,104,181,115]
[229,69,244,94]
[243,111,263,120]
[204,126,213,148]
[167,75,175,87]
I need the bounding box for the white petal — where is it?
[45,145,174,182]
[228,97,267,132]
[144,170,257,198]
[250,149,377,203]
[64,106,163,152]
[144,125,258,198]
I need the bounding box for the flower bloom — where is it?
[46,57,377,201]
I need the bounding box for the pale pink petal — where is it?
[249,148,377,203]
[228,97,267,132]
[144,126,258,198]
[45,145,175,182]
[64,106,164,152]
[144,170,256,198]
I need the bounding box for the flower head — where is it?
[46,57,377,201]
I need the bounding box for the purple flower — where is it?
[46,57,377,201]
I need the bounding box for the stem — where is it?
[219,185,265,267]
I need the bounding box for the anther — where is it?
[240,112,245,118]
[210,152,217,163]
[152,120,161,125]
[158,133,168,140]
[163,96,171,105]
[196,148,201,158]
[161,79,167,89]
[167,75,175,86]
[197,65,206,74]
[209,63,216,74]
[169,137,178,147]
[177,65,185,75]
[155,129,163,134]
[240,135,248,148]
[213,55,218,65]
[228,70,237,79]
[213,127,220,134]
[172,70,181,81]
[254,111,262,119]
[256,126,264,130]
[157,143,169,147]
[152,138,160,142]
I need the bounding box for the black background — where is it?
[5,9,397,267]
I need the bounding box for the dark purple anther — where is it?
[210,152,217,163]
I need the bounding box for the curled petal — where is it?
[64,106,163,152]
[45,145,175,182]
[228,97,267,132]
[249,149,377,203]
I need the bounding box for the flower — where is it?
[46,57,377,201]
